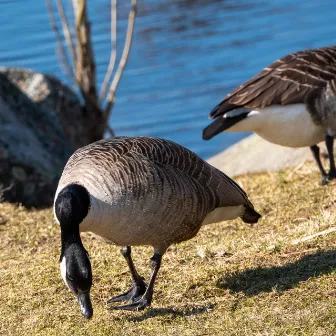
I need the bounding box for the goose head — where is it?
[54,184,93,319]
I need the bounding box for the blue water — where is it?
[1,0,336,158]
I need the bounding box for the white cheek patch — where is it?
[53,205,60,225]
[53,191,61,225]
[60,256,70,290]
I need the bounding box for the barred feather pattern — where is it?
[210,46,336,129]
[55,137,255,253]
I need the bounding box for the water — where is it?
[1,0,336,159]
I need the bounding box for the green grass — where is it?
[1,161,336,335]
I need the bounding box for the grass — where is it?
[1,161,336,335]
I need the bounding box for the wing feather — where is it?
[62,137,255,210]
[210,46,336,118]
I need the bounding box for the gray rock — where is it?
[0,68,78,207]
[207,134,317,177]
[0,67,92,149]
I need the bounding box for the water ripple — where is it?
[0,0,336,158]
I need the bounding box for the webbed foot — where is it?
[108,296,150,311]
[107,281,147,303]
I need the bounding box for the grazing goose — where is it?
[203,46,336,184]
[54,136,261,318]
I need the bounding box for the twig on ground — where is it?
[290,227,336,245]
[268,227,336,250]
[279,248,319,257]
[286,161,306,179]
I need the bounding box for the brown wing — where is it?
[64,137,255,209]
[210,46,336,118]
[128,136,254,208]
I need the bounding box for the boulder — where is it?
[207,134,319,177]
[0,68,85,207]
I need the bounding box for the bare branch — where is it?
[56,0,77,68]
[106,124,116,137]
[45,0,75,80]
[55,50,75,85]
[0,182,13,203]
[99,0,118,102]
[104,0,137,118]
[73,0,98,102]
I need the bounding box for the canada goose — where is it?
[203,46,336,184]
[54,136,261,318]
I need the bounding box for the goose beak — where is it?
[77,290,93,319]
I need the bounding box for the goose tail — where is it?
[203,112,249,140]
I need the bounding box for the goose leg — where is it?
[108,252,162,311]
[325,135,336,180]
[310,145,328,185]
[107,246,147,303]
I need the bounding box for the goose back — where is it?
[210,46,336,127]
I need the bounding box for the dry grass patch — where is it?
[1,161,336,335]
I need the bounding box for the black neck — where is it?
[60,229,82,257]
[55,184,90,259]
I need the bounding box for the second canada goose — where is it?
[54,136,261,318]
[203,46,336,184]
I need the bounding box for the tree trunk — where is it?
[72,0,106,142]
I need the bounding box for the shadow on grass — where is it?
[127,303,216,322]
[217,250,336,296]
